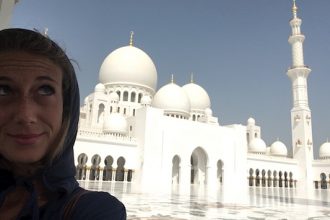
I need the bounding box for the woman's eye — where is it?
[38,85,55,96]
[0,85,11,96]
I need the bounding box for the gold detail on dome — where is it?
[43,28,48,36]
[190,73,194,83]
[129,31,134,46]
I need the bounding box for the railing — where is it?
[77,128,137,143]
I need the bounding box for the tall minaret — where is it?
[287,0,313,189]
[0,0,19,30]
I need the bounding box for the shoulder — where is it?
[70,190,126,220]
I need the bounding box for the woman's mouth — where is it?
[8,133,45,145]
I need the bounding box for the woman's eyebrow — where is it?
[36,75,57,82]
[37,76,56,82]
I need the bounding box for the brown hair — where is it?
[0,28,78,168]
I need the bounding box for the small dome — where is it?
[205,108,212,116]
[247,117,255,126]
[84,96,89,105]
[109,92,119,102]
[99,45,157,91]
[95,83,105,93]
[141,95,152,105]
[319,142,330,159]
[103,113,127,134]
[249,138,266,154]
[152,82,190,118]
[182,82,211,111]
[270,140,287,157]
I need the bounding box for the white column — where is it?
[179,163,191,194]
[124,169,128,182]
[112,168,117,181]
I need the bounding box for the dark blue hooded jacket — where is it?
[0,28,126,220]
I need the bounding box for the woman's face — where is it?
[0,51,63,164]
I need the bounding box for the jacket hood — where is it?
[42,67,80,194]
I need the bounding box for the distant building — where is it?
[0,0,19,30]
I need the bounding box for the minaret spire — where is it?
[190,73,194,83]
[286,0,314,190]
[292,0,298,18]
[129,31,134,46]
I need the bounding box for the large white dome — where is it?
[270,140,287,157]
[249,138,266,154]
[152,82,191,117]
[182,82,211,111]
[99,45,157,91]
[103,113,127,134]
[319,142,330,159]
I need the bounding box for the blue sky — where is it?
[11,0,330,157]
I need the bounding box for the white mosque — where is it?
[73,1,330,197]
[2,0,329,199]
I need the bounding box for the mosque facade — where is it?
[1,0,328,204]
[73,2,329,196]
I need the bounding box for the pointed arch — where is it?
[123,91,129,101]
[131,91,136,102]
[217,160,224,184]
[116,91,121,100]
[97,103,105,123]
[76,153,88,180]
[261,169,266,187]
[321,173,327,189]
[248,168,254,186]
[267,170,272,187]
[190,147,208,185]
[116,157,126,181]
[172,155,181,184]
[103,155,114,181]
[255,169,260,186]
[89,154,101,180]
[138,93,143,103]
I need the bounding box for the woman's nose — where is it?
[13,97,37,125]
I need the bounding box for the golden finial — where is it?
[190,73,194,83]
[43,27,48,36]
[171,74,174,83]
[129,31,134,46]
[292,0,298,18]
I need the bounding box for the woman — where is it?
[0,28,126,219]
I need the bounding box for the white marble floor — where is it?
[79,181,330,220]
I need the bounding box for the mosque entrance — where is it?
[190,147,208,184]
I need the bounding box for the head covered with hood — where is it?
[0,28,80,217]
